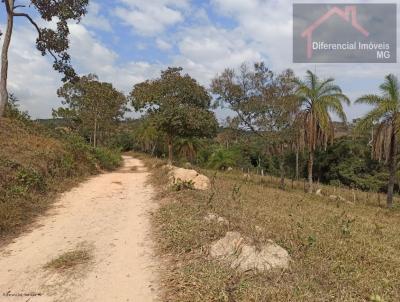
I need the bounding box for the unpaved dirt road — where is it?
[0,156,159,302]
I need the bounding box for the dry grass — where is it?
[229,170,399,208]
[44,248,93,272]
[145,157,400,302]
[0,118,120,244]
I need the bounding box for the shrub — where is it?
[107,131,136,151]
[207,148,239,170]
[172,179,195,191]
[93,147,122,171]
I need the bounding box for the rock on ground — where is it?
[204,213,228,224]
[168,166,210,190]
[329,194,352,203]
[210,231,290,273]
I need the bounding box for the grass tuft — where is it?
[44,249,92,271]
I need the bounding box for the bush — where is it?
[107,131,136,151]
[93,147,122,170]
[207,148,240,170]
[61,133,97,175]
[314,137,388,191]
[172,179,195,191]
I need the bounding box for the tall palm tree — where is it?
[356,74,400,208]
[294,71,350,193]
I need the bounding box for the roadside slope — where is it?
[0,156,159,302]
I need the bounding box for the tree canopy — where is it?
[211,62,299,187]
[54,74,127,147]
[130,67,218,163]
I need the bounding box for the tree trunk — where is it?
[307,151,314,193]
[93,117,98,148]
[295,148,299,180]
[151,143,156,156]
[0,2,14,117]
[387,128,397,208]
[167,136,173,165]
[279,159,285,190]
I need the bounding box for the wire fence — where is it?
[231,167,396,207]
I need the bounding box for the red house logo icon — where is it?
[301,5,370,59]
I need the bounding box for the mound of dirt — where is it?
[168,166,210,190]
[210,231,290,273]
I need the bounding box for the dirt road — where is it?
[0,156,159,302]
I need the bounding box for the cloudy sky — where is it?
[1,0,399,121]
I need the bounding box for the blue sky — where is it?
[2,0,400,122]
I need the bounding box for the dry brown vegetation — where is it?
[144,155,400,302]
[0,118,121,243]
[44,248,93,272]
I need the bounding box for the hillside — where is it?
[146,157,400,302]
[0,118,121,240]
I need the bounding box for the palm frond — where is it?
[355,106,388,133]
[355,94,384,106]
[380,74,399,102]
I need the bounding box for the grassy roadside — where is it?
[141,154,400,302]
[0,118,122,243]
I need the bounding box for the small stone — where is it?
[204,213,228,224]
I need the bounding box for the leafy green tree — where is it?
[0,0,89,117]
[130,67,218,164]
[355,74,400,207]
[212,63,298,189]
[54,74,127,147]
[133,117,164,155]
[314,137,387,191]
[294,70,349,193]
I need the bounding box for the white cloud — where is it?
[209,0,400,120]
[2,24,62,118]
[69,24,118,72]
[173,26,262,84]
[156,38,173,51]
[114,0,189,35]
[67,23,163,93]
[3,0,399,121]
[82,2,113,32]
[2,20,162,118]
